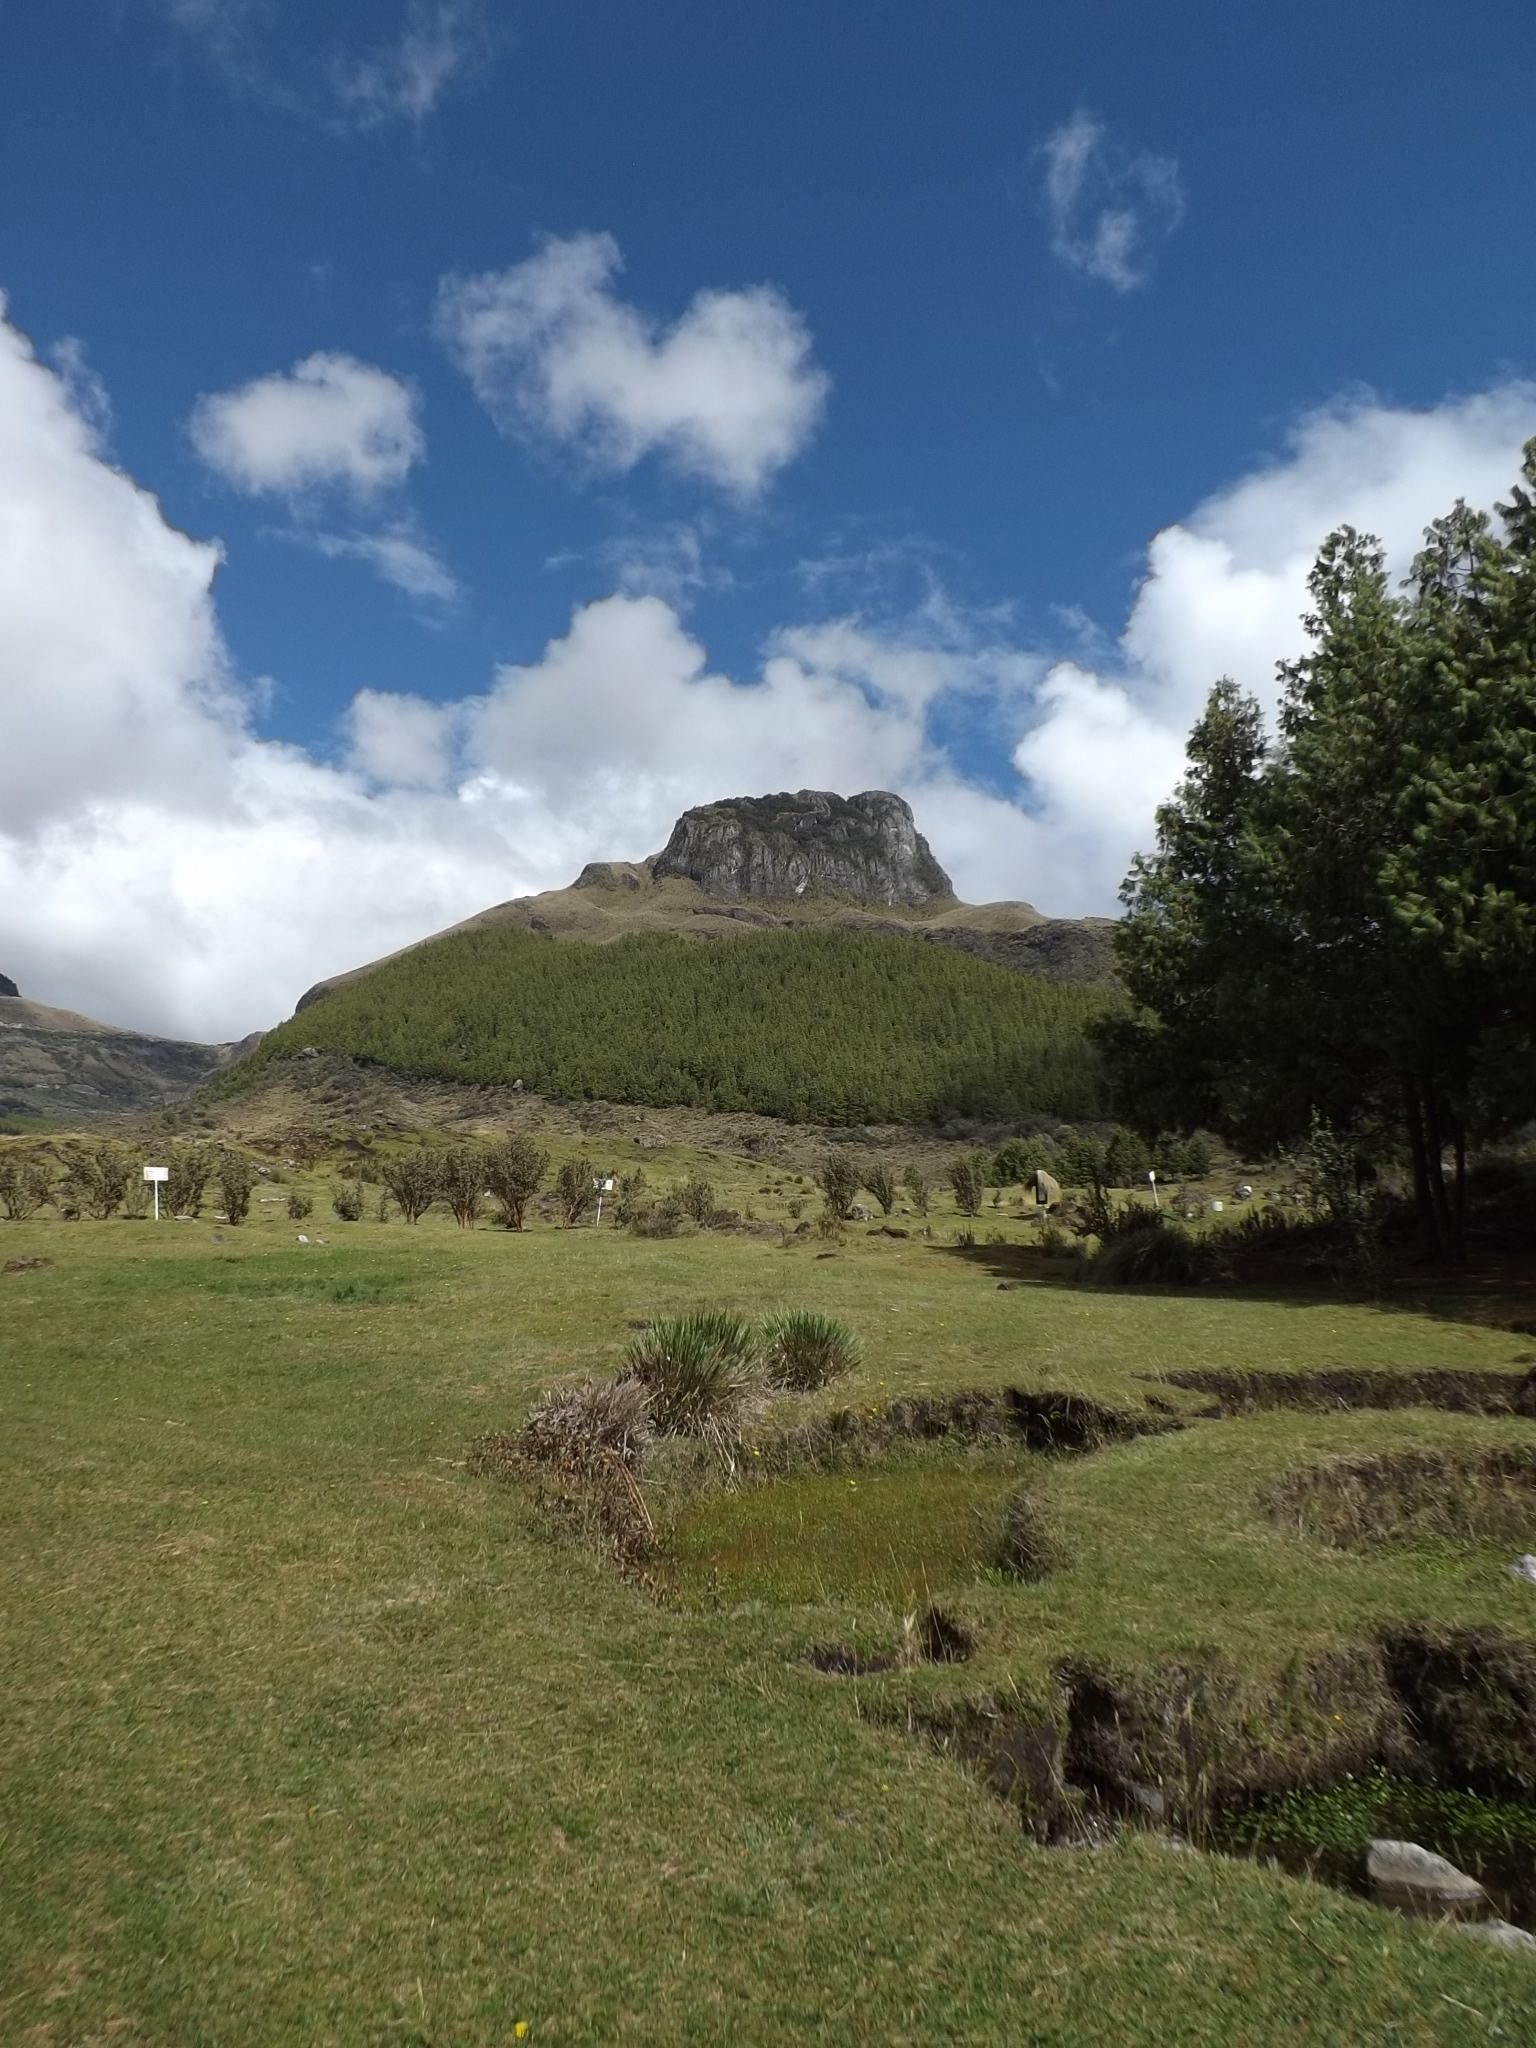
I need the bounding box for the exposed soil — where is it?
[1149,1365,1532,1416]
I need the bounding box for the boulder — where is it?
[1366,1840,1485,1917]
[1457,1919,1536,1955]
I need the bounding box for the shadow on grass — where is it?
[933,1238,1536,1339]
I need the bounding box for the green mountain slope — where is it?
[234,925,1119,1125]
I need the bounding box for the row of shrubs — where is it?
[0,1144,260,1224]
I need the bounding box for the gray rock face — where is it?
[651,790,955,908]
[0,972,18,999]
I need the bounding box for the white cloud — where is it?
[3,296,1532,1043]
[329,1,492,129]
[162,0,497,133]
[190,352,423,499]
[1040,110,1184,291]
[436,233,829,498]
[345,690,459,787]
[292,524,460,604]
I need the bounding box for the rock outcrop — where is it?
[650,790,955,908]
[0,972,19,1000]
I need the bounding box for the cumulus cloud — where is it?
[436,233,829,498]
[190,352,424,500]
[3,296,1532,1043]
[1040,110,1184,291]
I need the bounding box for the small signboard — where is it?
[143,1164,169,1220]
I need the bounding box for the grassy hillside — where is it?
[236,925,1120,1124]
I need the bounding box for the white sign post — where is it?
[143,1164,169,1221]
[1148,1168,1159,1211]
[592,1175,615,1226]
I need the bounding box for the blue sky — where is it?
[3,0,1535,1037]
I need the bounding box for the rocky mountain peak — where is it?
[0,972,19,999]
[650,790,955,908]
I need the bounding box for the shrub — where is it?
[287,1192,314,1221]
[948,1154,986,1217]
[991,1136,1056,1186]
[760,1308,862,1390]
[678,1176,716,1226]
[786,1196,804,1220]
[818,1155,865,1221]
[555,1156,595,1227]
[613,1167,649,1226]
[902,1165,930,1215]
[619,1310,765,1450]
[437,1145,489,1229]
[216,1150,256,1226]
[0,1154,53,1220]
[165,1144,215,1218]
[59,1144,133,1220]
[628,1191,689,1238]
[1090,1218,1200,1287]
[863,1164,897,1216]
[381,1151,438,1224]
[331,1182,364,1222]
[517,1376,654,1475]
[1039,1219,1067,1257]
[484,1134,548,1229]
[813,1210,844,1243]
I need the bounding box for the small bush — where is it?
[948,1154,986,1217]
[786,1197,804,1220]
[518,1376,654,1475]
[902,1164,930,1215]
[437,1145,488,1228]
[484,1134,548,1230]
[165,1143,215,1218]
[760,1308,862,1390]
[619,1310,765,1451]
[678,1176,716,1225]
[331,1181,364,1222]
[864,1164,897,1216]
[0,1155,53,1220]
[1090,1218,1200,1287]
[556,1156,595,1227]
[215,1151,256,1226]
[287,1192,314,1221]
[381,1152,438,1223]
[817,1154,863,1221]
[628,1191,689,1238]
[61,1144,133,1220]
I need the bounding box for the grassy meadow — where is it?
[6,1140,1536,2043]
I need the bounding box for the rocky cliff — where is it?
[0,979,245,1123]
[0,972,19,1000]
[648,790,955,907]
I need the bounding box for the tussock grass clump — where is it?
[1090,1218,1200,1287]
[518,1376,654,1475]
[619,1310,765,1448]
[761,1307,862,1390]
[995,1486,1066,1582]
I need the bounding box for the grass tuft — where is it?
[619,1309,766,1450]
[760,1307,863,1389]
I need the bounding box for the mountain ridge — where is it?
[296,789,1117,1012]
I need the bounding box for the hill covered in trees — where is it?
[235,926,1119,1125]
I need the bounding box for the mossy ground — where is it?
[5,1165,1536,2043]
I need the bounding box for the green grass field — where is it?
[6,1194,1536,2043]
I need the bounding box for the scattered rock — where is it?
[1366,1839,1485,1917]
[1509,1555,1536,1584]
[1457,1918,1536,1955]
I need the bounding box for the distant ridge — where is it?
[0,973,248,1123]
